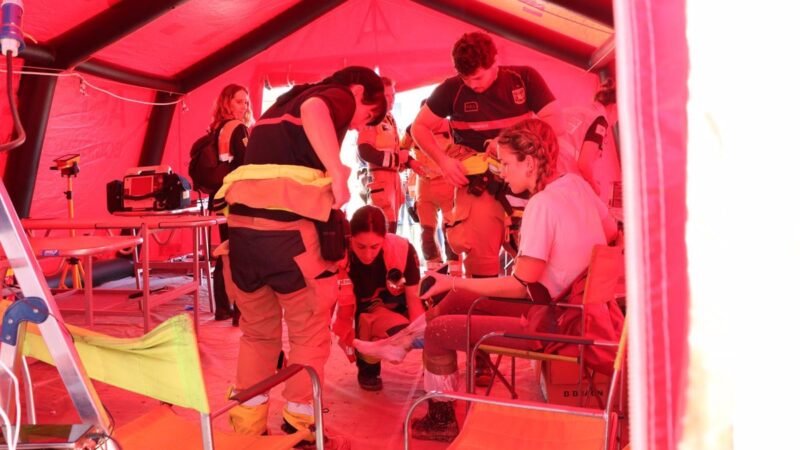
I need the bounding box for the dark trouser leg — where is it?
[213,256,232,319]
[443,231,458,262]
[420,225,441,262]
[214,222,232,319]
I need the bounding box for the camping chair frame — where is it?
[21,359,324,450]
[202,363,324,450]
[465,290,595,398]
[470,329,610,408]
[403,331,626,450]
[465,245,623,404]
[12,310,325,450]
[465,295,593,402]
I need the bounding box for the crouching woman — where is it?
[332,205,425,391]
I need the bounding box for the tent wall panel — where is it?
[615,0,689,448]
[28,75,151,221]
[4,70,57,217]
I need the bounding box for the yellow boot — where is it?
[281,406,314,435]
[227,387,269,435]
[282,406,351,450]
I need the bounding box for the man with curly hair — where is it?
[411,31,568,280]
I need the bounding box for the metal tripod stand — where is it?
[51,154,86,290]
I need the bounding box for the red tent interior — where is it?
[0,1,689,448]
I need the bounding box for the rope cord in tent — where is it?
[0,51,27,153]
[0,66,186,106]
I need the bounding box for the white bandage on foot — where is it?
[353,338,410,363]
[353,314,427,363]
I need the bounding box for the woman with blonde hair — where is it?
[209,83,254,169]
[208,83,254,323]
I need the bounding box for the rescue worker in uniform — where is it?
[411,31,568,279]
[358,77,422,233]
[215,66,386,448]
[400,100,461,276]
[208,84,254,325]
[331,205,424,391]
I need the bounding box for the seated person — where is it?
[386,118,618,442]
[332,205,425,391]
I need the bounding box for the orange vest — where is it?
[381,233,409,273]
[358,113,401,170]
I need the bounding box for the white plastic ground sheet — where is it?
[23,273,541,449]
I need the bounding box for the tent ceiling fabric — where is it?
[19,0,614,91]
[23,0,111,43]
[244,0,600,92]
[92,0,302,78]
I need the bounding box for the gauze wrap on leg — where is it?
[423,369,459,393]
[352,313,426,363]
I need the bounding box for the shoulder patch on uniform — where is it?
[464,101,479,112]
[512,87,526,104]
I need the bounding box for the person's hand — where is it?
[439,156,468,187]
[398,149,410,166]
[334,331,356,363]
[330,166,351,209]
[408,159,427,177]
[332,304,356,361]
[484,137,500,159]
[419,270,453,300]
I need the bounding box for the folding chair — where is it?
[404,322,628,450]
[465,245,625,404]
[11,305,323,450]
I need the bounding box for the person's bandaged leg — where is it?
[352,313,426,363]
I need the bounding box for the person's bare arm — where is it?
[404,285,425,321]
[420,255,546,300]
[300,97,351,208]
[412,106,468,187]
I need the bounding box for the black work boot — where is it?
[411,400,459,442]
[356,359,383,391]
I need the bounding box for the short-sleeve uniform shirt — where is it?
[426,66,555,152]
[517,174,608,298]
